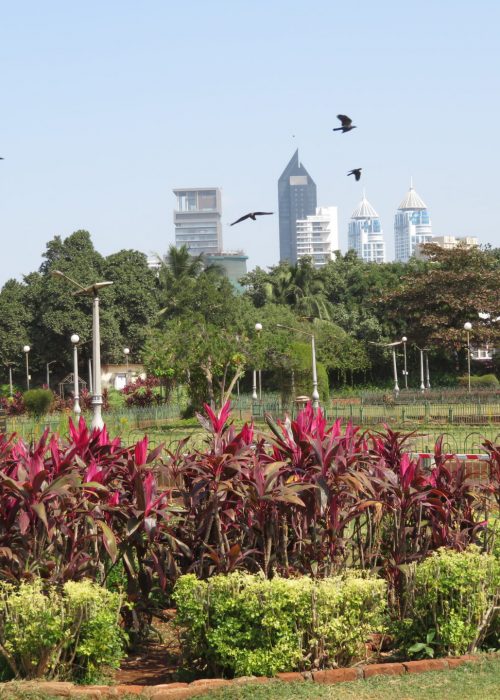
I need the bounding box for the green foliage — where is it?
[458,374,499,388]
[400,547,500,657]
[0,579,126,682]
[173,572,387,677]
[22,389,53,417]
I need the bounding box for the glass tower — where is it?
[278,150,317,263]
[348,193,385,263]
[394,182,432,262]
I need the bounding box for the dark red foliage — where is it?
[121,376,165,408]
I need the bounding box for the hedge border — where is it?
[2,653,499,699]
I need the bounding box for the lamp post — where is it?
[425,350,431,390]
[369,340,402,396]
[23,345,30,390]
[464,322,472,393]
[255,323,262,401]
[51,271,113,430]
[402,336,408,390]
[46,360,56,389]
[71,334,81,415]
[277,324,320,409]
[123,347,130,386]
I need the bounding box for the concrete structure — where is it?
[348,193,385,263]
[394,181,432,262]
[173,188,222,255]
[204,251,248,292]
[101,363,145,391]
[295,207,338,267]
[415,235,479,258]
[278,150,317,264]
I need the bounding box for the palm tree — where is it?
[269,259,333,321]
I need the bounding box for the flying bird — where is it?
[347,168,362,181]
[333,114,357,133]
[230,211,274,226]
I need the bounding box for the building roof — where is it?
[351,194,379,219]
[398,183,427,210]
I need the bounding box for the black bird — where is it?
[333,114,357,133]
[347,168,362,181]
[230,211,273,226]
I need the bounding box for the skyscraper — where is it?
[173,188,223,255]
[296,207,338,267]
[348,193,385,263]
[278,150,317,263]
[394,181,432,262]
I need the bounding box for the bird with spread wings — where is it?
[230,211,274,226]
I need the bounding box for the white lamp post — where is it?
[464,322,472,393]
[71,334,81,415]
[123,347,130,385]
[277,324,320,409]
[51,271,113,430]
[254,323,262,401]
[23,345,30,390]
[402,336,408,390]
[369,340,402,396]
[425,350,431,390]
[46,360,56,389]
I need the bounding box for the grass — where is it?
[194,659,500,700]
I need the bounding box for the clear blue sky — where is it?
[2,0,499,287]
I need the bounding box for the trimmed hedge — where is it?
[173,572,387,677]
[0,579,127,683]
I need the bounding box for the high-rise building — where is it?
[278,150,317,264]
[203,251,248,292]
[348,193,385,263]
[173,188,222,255]
[394,181,432,262]
[296,207,338,267]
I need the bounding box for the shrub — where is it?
[399,547,500,657]
[458,373,499,388]
[23,389,54,417]
[173,572,387,677]
[0,578,126,682]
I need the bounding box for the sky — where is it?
[1,0,500,288]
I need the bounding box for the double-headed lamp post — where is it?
[369,340,402,396]
[71,334,81,415]
[277,324,319,409]
[123,347,130,385]
[464,322,472,393]
[23,345,31,390]
[51,270,113,430]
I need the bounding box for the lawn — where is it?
[195,659,500,700]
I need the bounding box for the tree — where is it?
[0,280,32,376]
[382,244,500,352]
[103,250,159,361]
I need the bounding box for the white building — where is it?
[415,235,479,258]
[348,193,385,263]
[394,181,432,262]
[295,207,338,267]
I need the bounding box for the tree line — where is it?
[0,230,498,408]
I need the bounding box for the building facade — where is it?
[203,251,248,292]
[173,187,222,255]
[278,150,317,264]
[414,234,479,258]
[295,207,338,267]
[347,194,385,263]
[394,182,432,262]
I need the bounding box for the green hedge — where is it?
[173,572,387,677]
[399,547,500,657]
[23,388,54,417]
[0,579,127,683]
[458,373,499,388]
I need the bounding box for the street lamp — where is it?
[123,347,130,386]
[46,360,57,389]
[51,270,113,430]
[23,345,30,390]
[464,322,472,393]
[402,336,408,390]
[254,323,263,401]
[369,340,402,396]
[414,345,428,393]
[277,324,320,409]
[71,334,81,415]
